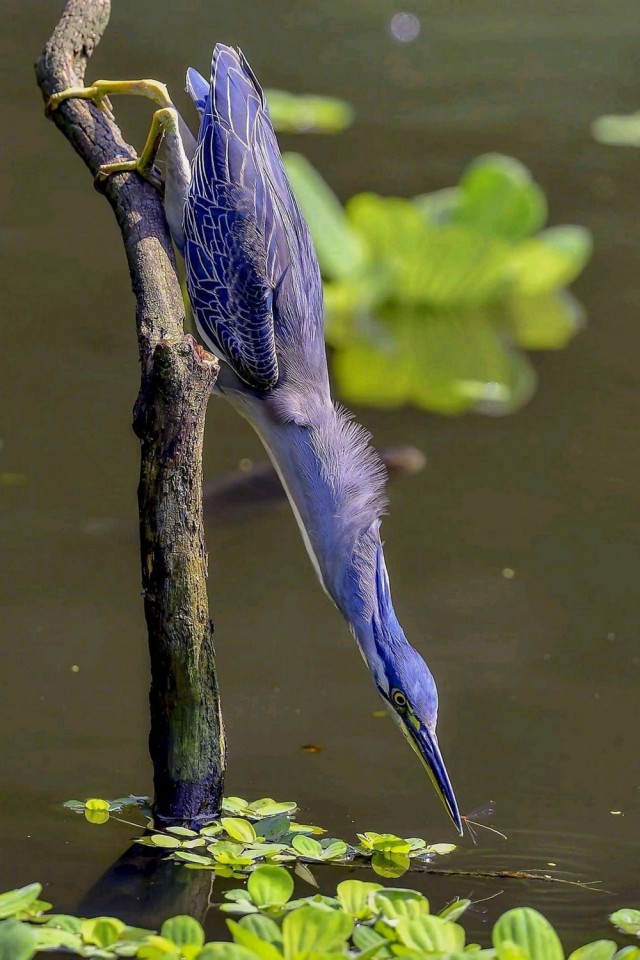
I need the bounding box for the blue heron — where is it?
[48,46,462,833]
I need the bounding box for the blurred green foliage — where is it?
[592,111,640,147]
[266,89,354,134]
[285,151,592,416]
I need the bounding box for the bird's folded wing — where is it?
[184,44,302,391]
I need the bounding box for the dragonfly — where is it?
[461,801,508,845]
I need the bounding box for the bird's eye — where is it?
[392,690,407,708]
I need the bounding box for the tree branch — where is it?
[36,0,226,824]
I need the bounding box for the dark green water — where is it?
[1,0,640,949]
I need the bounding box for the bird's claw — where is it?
[45,78,173,194]
[96,94,115,122]
[45,78,171,119]
[92,157,164,193]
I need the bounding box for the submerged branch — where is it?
[36,0,226,823]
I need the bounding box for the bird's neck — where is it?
[240,392,388,621]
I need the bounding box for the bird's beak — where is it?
[405,721,463,835]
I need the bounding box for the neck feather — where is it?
[243,394,388,614]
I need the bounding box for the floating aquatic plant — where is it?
[63,795,457,880]
[0,870,638,960]
[63,796,148,825]
[285,152,592,416]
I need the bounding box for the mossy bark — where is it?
[135,338,225,823]
[36,0,226,823]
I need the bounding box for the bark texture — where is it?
[36,0,226,824]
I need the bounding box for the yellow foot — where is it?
[91,107,178,185]
[46,75,179,190]
[46,78,172,120]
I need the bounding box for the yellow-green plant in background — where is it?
[285,152,592,415]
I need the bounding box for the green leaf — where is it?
[121,924,156,941]
[405,838,427,853]
[256,815,292,841]
[455,153,547,242]
[353,204,503,308]
[568,942,617,960]
[197,945,259,960]
[414,187,461,225]
[166,826,199,837]
[424,843,457,856]
[266,89,354,134]
[222,819,258,844]
[282,904,353,958]
[222,798,251,816]
[504,291,585,350]
[137,934,182,958]
[294,861,318,887]
[358,943,394,960]
[85,798,111,811]
[0,919,38,960]
[172,852,215,866]
[85,807,110,824]
[150,834,183,849]
[611,910,640,936]
[45,914,83,933]
[592,112,640,147]
[35,926,82,951]
[496,941,531,960]
[371,851,411,878]
[291,835,324,860]
[248,799,298,819]
[492,908,564,960]
[246,843,289,859]
[239,914,283,946]
[505,226,592,296]
[374,889,430,921]
[615,949,640,959]
[247,865,294,907]
[227,920,283,960]
[219,904,259,916]
[438,899,472,922]
[16,898,51,920]
[370,834,412,854]
[161,916,205,948]
[200,824,224,838]
[284,153,365,280]
[332,304,537,416]
[63,800,86,811]
[396,915,466,952]
[287,823,326,836]
[336,880,383,920]
[352,926,391,954]
[81,917,125,947]
[0,884,42,920]
[225,891,254,904]
[348,194,509,308]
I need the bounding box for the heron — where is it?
[48,45,463,834]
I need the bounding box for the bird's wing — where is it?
[185,67,208,115]
[184,44,314,391]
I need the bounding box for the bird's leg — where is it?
[46,79,175,187]
[46,78,172,121]
[94,107,179,183]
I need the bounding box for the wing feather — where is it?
[183,44,321,391]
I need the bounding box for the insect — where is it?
[461,801,508,845]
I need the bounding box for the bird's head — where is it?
[366,545,463,835]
